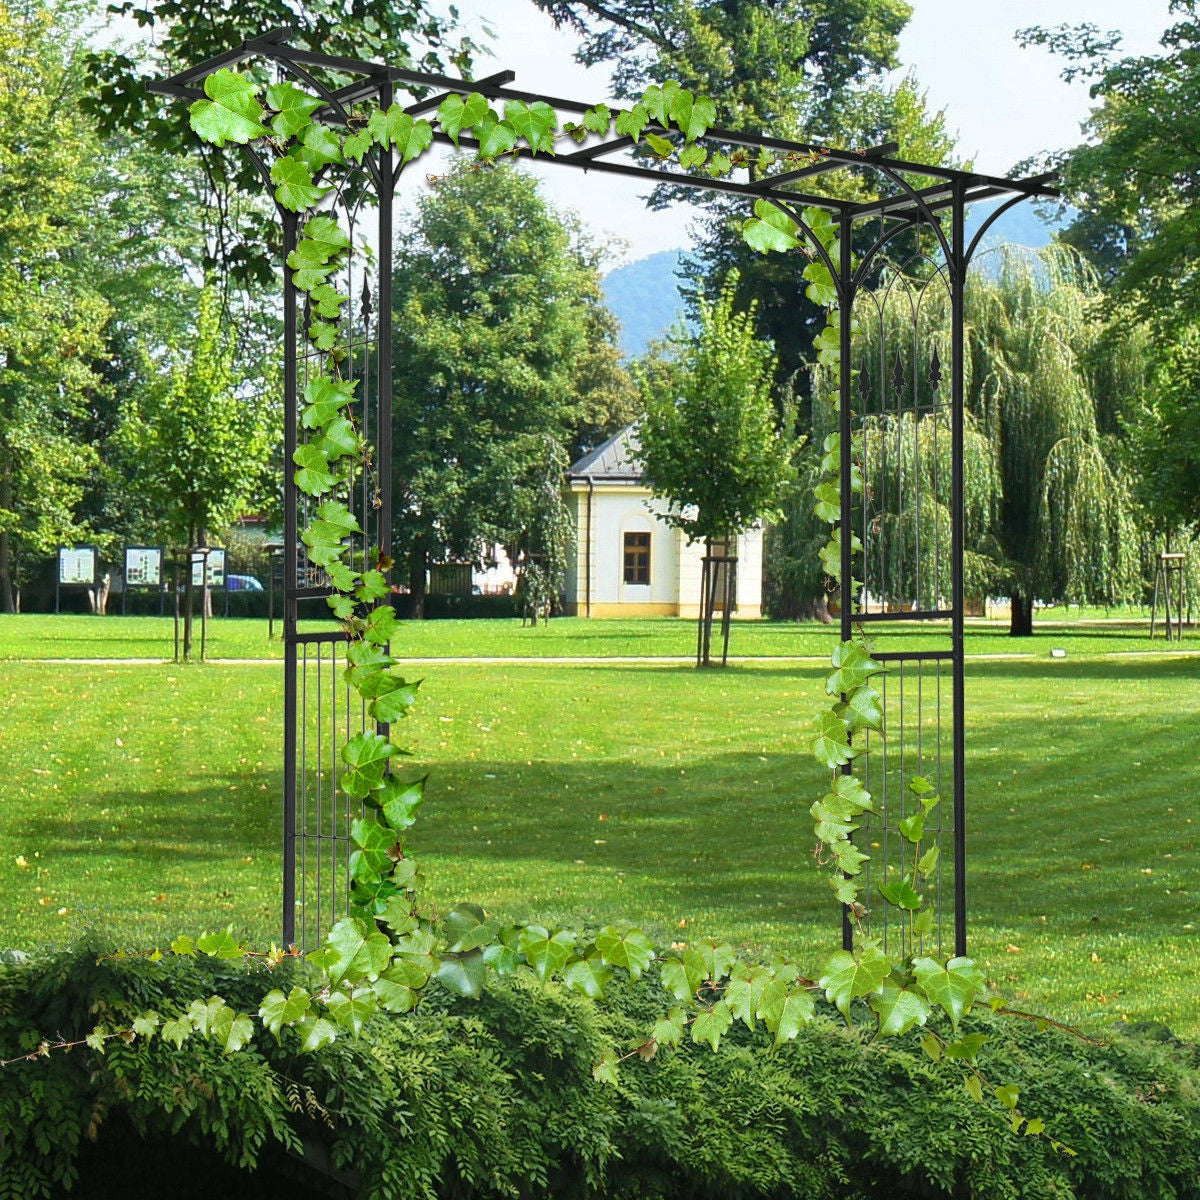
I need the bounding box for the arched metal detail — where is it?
[150,34,1056,952]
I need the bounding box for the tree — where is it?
[1018,4,1200,330]
[844,247,1139,636]
[0,1,114,612]
[113,287,275,647]
[508,436,575,626]
[82,0,482,290]
[391,163,633,618]
[636,274,793,663]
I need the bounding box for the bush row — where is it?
[1,945,1198,1199]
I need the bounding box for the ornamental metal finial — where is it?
[891,348,905,400]
[928,343,942,391]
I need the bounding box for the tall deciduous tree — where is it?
[636,274,793,663]
[391,163,633,618]
[0,1,113,612]
[114,288,276,551]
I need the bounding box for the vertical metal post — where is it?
[282,209,299,947]
[838,215,855,954]
[950,183,968,958]
[376,82,395,740]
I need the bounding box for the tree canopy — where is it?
[391,163,633,616]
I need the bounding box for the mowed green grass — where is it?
[1,651,1197,1037]
[0,610,1196,661]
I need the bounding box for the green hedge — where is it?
[2,945,1199,1199]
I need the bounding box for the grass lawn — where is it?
[0,610,1197,661]
[1,650,1197,1038]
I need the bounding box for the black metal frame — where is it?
[151,32,1056,952]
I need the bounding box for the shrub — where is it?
[2,945,1199,1199]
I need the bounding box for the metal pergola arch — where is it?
[151,33,1058,955]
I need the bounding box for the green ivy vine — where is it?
[2,65,1093,1156]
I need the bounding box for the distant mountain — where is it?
[601,249,689,360]
[601,205,1068,359]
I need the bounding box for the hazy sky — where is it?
[400,0,1176,265]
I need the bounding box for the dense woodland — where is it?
[3,0,1199,635]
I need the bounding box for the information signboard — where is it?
[190,547,226,588]
[58,546,97,587]
[124,546,164,589]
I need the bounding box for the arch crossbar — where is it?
[150,33,1057,952]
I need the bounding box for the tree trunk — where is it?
[409,539,428,620]
[1009,589,1034,637]
[0,451,14,614]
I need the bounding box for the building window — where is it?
[623,531,651,584]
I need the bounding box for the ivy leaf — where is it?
[482,928,523,976]
[196,926,245,960]
[302,215,351,259]
[651,1006,686,1049]
[294,122,344,171]
[996,1084,1020,1110]
[812,710,857,768]
[434,950,486,998]
[169,935,196,957]
[317,416,359,462]
[563,954,613,999]
[293,442,336,496]
[641,81,680,126]
[442,904,499,954]
[614,102,649,140]
[898,812,924,842]
[324,916,392,985]
[343,126,374,163]
[297,1015,338,1053]
[944,1032,989,1060]
[912,956,987,1030]
[381,772,429,830]
[910,775,937,796]
[832,875,861,905]
[340,730,396,798]
[266,80,322,140]
[356,570,391,604]
[210,1005,255,1054]
[725,967,774,1030]
[326,986,377,1038]
[833,838,869,876]
[678,143,707,170]
[660,949,705,1001]
[370,678,420,725]
[161,1014,192,1049]
[643,132,673,158]
[743,198,800,254]
[827,640,885,696]
[594,926,654,980]
[693,937,736,984]
[131,1014,158,1040]
[803,259,839,307]
[813,480,841,523]
[879,880,921,910]
[371,973,419,1014]
[965,1075,984,1104]
[518,925,576,982]
[363,603,399,644]
[85,1026,107,1054]
[691,1001,733,1050]
[367,106,433,163]
[349,816,397,882]
[582,102,610,133]
[314,500,360,537]
[259,987,312,1040]
[503,99,558,154]
[837,685,883,733]
[271,155,327,212]
[917,846,940,877]
[436,91,490,147]
[474,114,517,158]
[308,319,339,352]
[592,1050,619,1085]
[186,996,226,1037]
[669,88,715,142]
[771,989,816,1047]
[833,773,876,814]
[869,986,930,1036]
[308,284,349,320]
[818,946,890,1020]
[707,151,733,178]
[189,68,269,146]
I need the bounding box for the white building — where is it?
[564,424,764,619]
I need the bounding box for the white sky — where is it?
[424,0,1176,265]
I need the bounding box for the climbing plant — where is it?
[2,66,1087,1154]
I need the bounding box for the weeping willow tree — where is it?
[828,245,1139,635]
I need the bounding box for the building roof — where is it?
[567,423,644,483]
